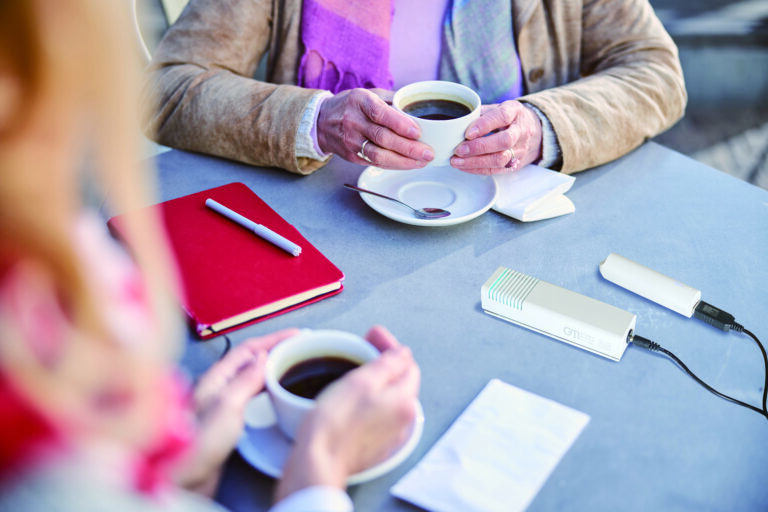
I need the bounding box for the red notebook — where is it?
[108,182,344,339]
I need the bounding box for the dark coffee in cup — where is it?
[402,98,472,120]
[279,356,359,399]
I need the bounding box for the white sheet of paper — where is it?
[391,379,590,512]
[492,164,575,222]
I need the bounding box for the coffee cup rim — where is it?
[393,80,481,122]
[265,329,380,405]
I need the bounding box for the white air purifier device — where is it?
[481,267,636,361]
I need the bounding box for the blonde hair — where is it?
[0,0,177,332]
[0,0,182,447]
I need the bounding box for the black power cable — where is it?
[742,328,768,417]
[693,301,768,417]
[632,329,768,421]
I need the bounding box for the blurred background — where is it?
[134,0,768,190]
[650,0,768,190]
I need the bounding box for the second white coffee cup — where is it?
[265,329,380,441]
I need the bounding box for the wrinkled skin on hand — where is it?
[317,88,434,169]
[451,100,543,175]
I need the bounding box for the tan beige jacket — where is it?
[144,0,686,175]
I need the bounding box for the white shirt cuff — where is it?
[297,91,333,161]
[269,486,353,512]
[523,103,561,169]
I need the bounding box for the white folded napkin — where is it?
[492,164,575,221]
[391,379,590,512]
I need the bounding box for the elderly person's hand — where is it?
[275,326,420,501]
[317,88,435,169]
[450,100,543,175]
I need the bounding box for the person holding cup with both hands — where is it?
[144,0,686,177]
[194,327,421,509]
[0,1,419,511]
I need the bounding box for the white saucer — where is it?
[356,165,498,226]
[237,393,425,485]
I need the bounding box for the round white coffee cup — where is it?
[265,329,380,441]
[393,80,481,167]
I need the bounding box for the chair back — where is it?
[160,0,188,25]
[132,0,190,62]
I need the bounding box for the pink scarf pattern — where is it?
[298,0,394,92]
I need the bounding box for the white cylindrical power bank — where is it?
[599,253,701,317]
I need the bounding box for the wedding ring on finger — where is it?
[504,149,517,168]
[357,139,374,164]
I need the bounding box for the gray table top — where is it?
[151,142,768,511]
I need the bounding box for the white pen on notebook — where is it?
[205,198,302,257]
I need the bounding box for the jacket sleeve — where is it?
[141,0,327,175]
[517,0,687,174]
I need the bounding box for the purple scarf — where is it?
[298,0,394,92]
[298,0,522,103]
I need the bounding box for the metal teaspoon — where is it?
[343,183,451,219]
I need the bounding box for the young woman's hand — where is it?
[176,328,299,496]
[276,326,420,502]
